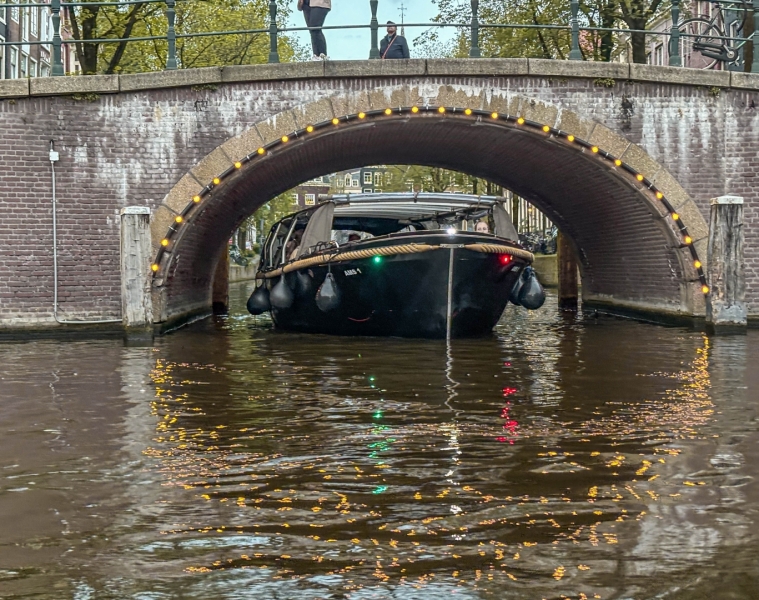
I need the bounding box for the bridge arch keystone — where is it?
[151,89,710,327]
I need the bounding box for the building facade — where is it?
[1,0,52,79]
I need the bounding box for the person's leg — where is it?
[302,4,318,57]
[309,7,329,56]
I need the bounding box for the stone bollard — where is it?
[706,196,746,333]
[120,207,154,337]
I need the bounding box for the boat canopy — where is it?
[260,193,519,269]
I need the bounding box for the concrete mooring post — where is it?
[706,195,746,333]
[557,232,579,310]
[120,207,153,335]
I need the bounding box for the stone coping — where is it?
[2,59,758,99]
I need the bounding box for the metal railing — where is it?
[1,0,757,74]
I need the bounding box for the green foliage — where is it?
[71,92,102,102]
[415,0,572,60]
[594,77,616,87]
[381,166,502,196]
[68,0,305,75]
[416,0,673,64]
[251,190,299,242]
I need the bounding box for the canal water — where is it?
[1,283,758,599]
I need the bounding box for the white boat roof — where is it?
[326,193,501,221]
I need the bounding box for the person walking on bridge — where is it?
[298,0,331,60]
[380,21,410,59]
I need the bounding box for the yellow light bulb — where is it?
[438,107,446,113]
[492,112,499,119]
[694,260,702,269]
[161,239,169,247]
[614,159,622,166]
[332,118,339,125]
[702,285,709,294]
[464,108,472,115]
[213,177,220,185]
[175,216,183,224]
[306,125,314,133]
[636,174,644,181]
[517,117,525,125]
[656,191,663,199]
[542,125,550,132]
[151,264,159,272]
[257,147,265,155]
[234,162,242,169]
[193,195,201,203]
[358,112,366,119]
[684,236,692,244]
[411,106,419,113]
[385,108,392,115]
[281,136,289,143]
[591,146,599,153]
[672,213,680,220]
[567,135,575,142]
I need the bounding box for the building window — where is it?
[344,175,351,187]
[363,172,372,184]
[10,47,18,78]
[29,58,37,77]
[0,41,4,80]
[374,173,382,185]
[305,194,316,206]
[363,188,372,193]
[385,173,393,184]
[23,6,30,40]
[40,62,49,77]
[352,177,359,187]
[652,44,663,66]
[20,53,28,78]
[11,0,18,22]
[31,6,38,36]
[0,4,6,23]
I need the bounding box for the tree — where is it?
[418,0,672,64]
[65,0,304,75]
[251,191,298,247]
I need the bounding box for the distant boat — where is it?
[247,193,544,338]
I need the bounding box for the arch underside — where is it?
[157,115,698,324]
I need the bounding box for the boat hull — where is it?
[264,239,527,338]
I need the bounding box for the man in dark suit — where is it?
[380,21,410,59]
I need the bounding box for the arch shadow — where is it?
[150,92,709,328]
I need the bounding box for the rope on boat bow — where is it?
[256,243,534,280]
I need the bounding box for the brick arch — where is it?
[150,88,710,326]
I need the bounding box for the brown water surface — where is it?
[1,284,758,599]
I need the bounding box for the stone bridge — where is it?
[0,59,757,332]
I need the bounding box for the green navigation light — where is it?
[373,255,383,264]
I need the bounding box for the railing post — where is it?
[669,0,682,66]
[369,0,380,59]
[752,0,759,73]
[469,0,481,58]
[51,0,64,76]
[569,0,582,60]
[165,0,177,70]
[268,0,280,64]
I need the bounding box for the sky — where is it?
[286,0,453,60]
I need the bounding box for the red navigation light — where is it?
[500,255,512,265]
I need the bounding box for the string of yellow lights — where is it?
[152,106,708,295]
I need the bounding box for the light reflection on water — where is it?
[0,284,758,599]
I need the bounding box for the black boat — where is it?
[247,193,544,338]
